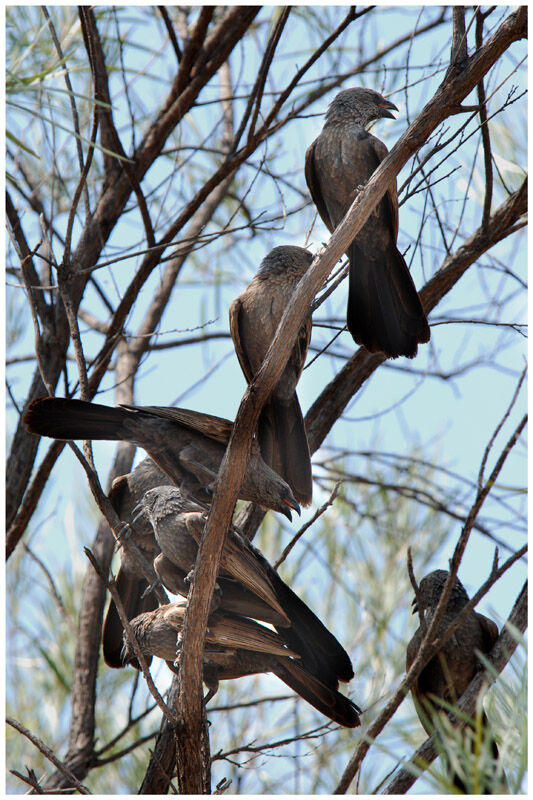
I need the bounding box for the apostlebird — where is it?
[141,485,355,691]
[407,569,506,793]
[305,87,430,358]
[229,246,314,505]
[102,458,173,668]
[122,601,361,727]
[23,397,300,519]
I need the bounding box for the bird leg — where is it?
[140,580,161,600]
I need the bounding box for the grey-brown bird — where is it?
[141,485,354,690]
[122,601,361,727]
[23,397,300,519]
[102,458,173,668]
[229,246,314,506]
[305,87,430,358]
[407,570,506,794]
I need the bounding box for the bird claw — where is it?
[130,504,147,527]
[115,521,133,547]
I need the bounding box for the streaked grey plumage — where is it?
[123,601,361,728]
[407,570,506,793]
[101,458,172,668]
[23,397,300,518]
[229,246,314,505]
[142,485,355,690]
[305,87,430,358]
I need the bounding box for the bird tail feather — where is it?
[347,241,429,358]
[274,659,360,727]
[103,568,158,668]
[23,397,132,441]
[272,574,355,688]
[258,396,312,506]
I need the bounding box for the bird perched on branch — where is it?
[122,601,361,728]
[305,87,430,358]
[407,570,507,794]
[101,458,173,668]
[23,397,300,519]
[140,485,355,691]
[229,246,314,506]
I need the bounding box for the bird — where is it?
[102,458,173,668]
[23,397,301,519]
[140,485,355,691]
[229,246,314,506]
[122,601,361,728]
[305,86,430,358]
[406,569,506,794]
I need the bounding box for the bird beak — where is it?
[411,597,418,614]
[379,99,398,119]
[281,498,301,521]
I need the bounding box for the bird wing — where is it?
[369,134,399,241]
[120,404,233,444]
[109,471,129,509]
[285,317,312,389]
[207,614,299,657]
[184,513,291,625]
[177,443,219,485]
[228,296,255,384]
[476,612,499,654]
[154,553,189,597]
[162,602,187,629]
[305,139,335,232]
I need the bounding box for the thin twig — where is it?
[7,716,91,794]
[274,482,341,569]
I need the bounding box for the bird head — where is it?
[326,87,398,128]
[412,569,470,614]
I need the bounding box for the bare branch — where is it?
[7,716,91,794]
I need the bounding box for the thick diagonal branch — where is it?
[174,7,527,789]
